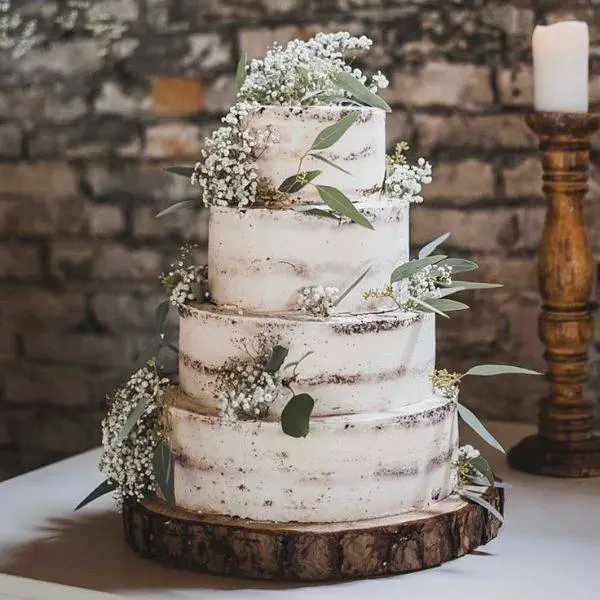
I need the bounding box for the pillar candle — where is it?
[533,21,589,113]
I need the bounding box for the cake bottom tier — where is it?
[169,389,458,523]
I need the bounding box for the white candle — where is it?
[533,21,589,112]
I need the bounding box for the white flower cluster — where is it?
[191,101,262,208]
[216,360,285,420]
[297,285,339,317]
[385,157,433,204]
[160,245,208,309]
[99,366,170,503]
[430,368,461,399]
[238,32,389,105]
[405,264,452,302]
[458,445,481,461]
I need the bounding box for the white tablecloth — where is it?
[0,422,599,600]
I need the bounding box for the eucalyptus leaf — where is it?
[458,403,505,454]
[153,440,175,504]
[435,286,467,299]
[308,153,352,176]
[315,185,374,230]
[165,167,194,178]
[333,71,392,112]
[75,479,117,511]
[292,206,340,220]
[443,281,503,290]
[318,94,362,106]
[265,345,289,374]
[333,264,372,308]
[408,295,450,319]
[464,364,541,377]
[296,65,310,85]
[116,395,151,444]
[470,455,495,487]
[422,298,470,313]
[154,299,170,333]
[460,490,504,523]
[418,232,451,259]
[281,393,315,438]
[134,336,162,370]
[311,111,358,150]
[438,258,478,274]
[467,475,512,489]
[279,170,322,193]
[156,200,196,219]
[236,52,248,90]
[389,255,447,284]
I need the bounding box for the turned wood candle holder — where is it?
[508,112,600,477]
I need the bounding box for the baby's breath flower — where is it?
[160,244,209,308]
[216,343,287,420]
[99,364,171,503]
[431,369,461,399]
[297,285,339,317]
[384,143,433,204]
[238,32,386,106]
[456,445,483,486]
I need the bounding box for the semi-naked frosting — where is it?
[248,105,386,203]
[208,201,408,314]
[178,304,435,417]
[167,102,459,524]
[170,389,458,523]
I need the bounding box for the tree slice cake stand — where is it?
[122,487,503,581]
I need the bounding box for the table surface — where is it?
[0,421,599,600]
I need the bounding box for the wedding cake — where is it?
[78,32,536,578]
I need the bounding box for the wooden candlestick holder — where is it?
[508,112,600,477]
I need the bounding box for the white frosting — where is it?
[248,105,386,203]
[178,304,435,417]
[169,388,458,523]
[208,202,408,314]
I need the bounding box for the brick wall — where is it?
[1,0,600,477]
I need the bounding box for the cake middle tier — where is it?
[179,303,435,417]
[208,201,408,314]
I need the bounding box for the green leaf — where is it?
[264,345,289,374]
[418,232,451,259]
[438,258,478,274]
[443,281,503,290]
[236,52,248,90]
[75,479,117,511]
[463,364,542,377]
[333,71,392,112]
[460,490,504,523]
[470,455,495,487]
[422,298,470,313]
[155,299,170,333]
[408,295,450,319]
[116,395,151,444]
[292,205,339,220]
[315,185,374,230]
[435,286,467,299]
[308,153,352,176]
[390,255,447,284]
[318,94,362,106]
[311,111,358,150]
[153,441,175,504]
[156,200,196,219]
[279,170,322,193]
[333,264,372,308]
[281,394,315,438]
[458,403,505,454]
[134,336,162,370]
[296,65,310,86]
[165,167,194,178]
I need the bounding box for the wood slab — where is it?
[122,487,504,581]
